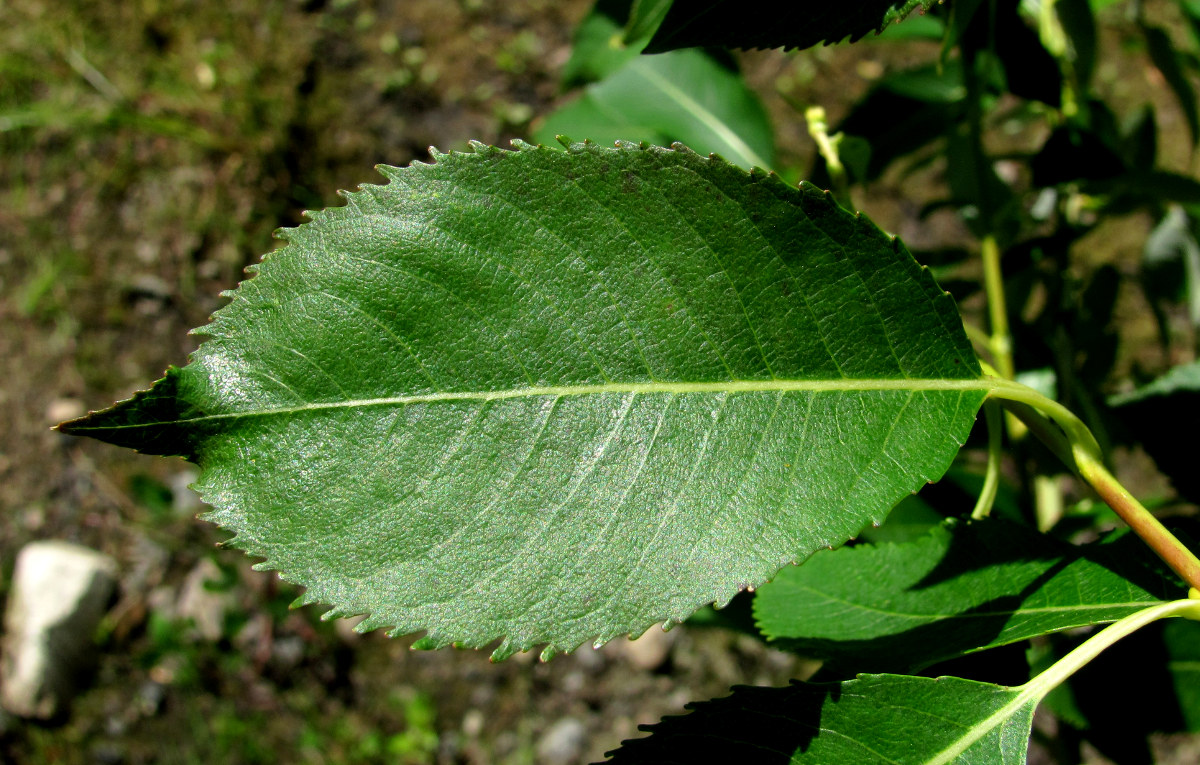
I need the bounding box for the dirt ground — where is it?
[1,1,1197,763]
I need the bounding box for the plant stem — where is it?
[1034,475,1063,532]
[970,400,1002,520]
[805,106,851,210]
[1017,598,1200,702]
[928,596,1198,765]
[1076,454,1200,592]
[980,235,1029,442]
[989,378,1200,591]
[981,236,1013,381]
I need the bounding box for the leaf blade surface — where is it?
[61,142,985,656]
[754,519,1186,674]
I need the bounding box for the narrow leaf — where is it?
[1143,25,1200,145]
[1109,362,1200,502]
[1109,360,1200,405]
[606,674,1037,764]
[535,49,776,170]
[561,0,643,88]
[60,141,984,657]
[754,519,1186,673]
[624,0,673,44]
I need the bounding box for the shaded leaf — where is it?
[754,519,1184,673]
[825,73,964,183]
[1164,618,1200,731]
[1110,361,1200,406]
[1143,25,1200,145]
[1109,362,1200,501]
[624,0,673,44]
[535,48,775,170]
[561,0,643,88]
[641,0,939,53]
[1056,0,1097,87]
[60,141,985,658]
[607,674,1037,764]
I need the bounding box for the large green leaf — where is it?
[607,674,1037,764]
[60,141,986,658]
[641,0,939,53]
[535,48,775,170]
[754,520,1185,674]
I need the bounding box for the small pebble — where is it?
[536,717,586,765]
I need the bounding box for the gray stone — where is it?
[176,558,235,642]
[1,541,117,719]
[536,717,587,765]
[610,622,676,670]
[167,469,203,517]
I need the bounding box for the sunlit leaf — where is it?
[60,141,984,658]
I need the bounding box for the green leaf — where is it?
[1164,619,1200,731]
[1056,0,1097,87]
[1109,361,1200,405]
[60,141,985,658]
[754,519,1185,673]
[560,0,643,88]
[534,48,776,170]
[606,674,1037,764]
[641,0,940,53]
[1143,25,1200,145]
[1109,362,1200,501]
[624,0,673,45]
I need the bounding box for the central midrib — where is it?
[84,377,997,431]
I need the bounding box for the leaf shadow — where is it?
[604,680,839,764]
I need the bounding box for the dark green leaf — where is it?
[1110,361,1200,405]
[825,79,963,183]
[1056,0,1097,87]
[857,494,943,545]
[1143,25,1200,145]
[1164,619,1200,731]
[60,141,985,658]
[754,519,1184,673]
[623,0,673,45]
[641,0,940,53]
[535,49,775,170]
[607,674,1036,764]
[561,0,643,88]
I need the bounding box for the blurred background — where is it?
[1,0,1198,762]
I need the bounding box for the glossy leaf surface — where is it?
[60,141,984,657]
[754,520,1185,673]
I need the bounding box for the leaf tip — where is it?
[489,641,517,662]
[411,636,438,651]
